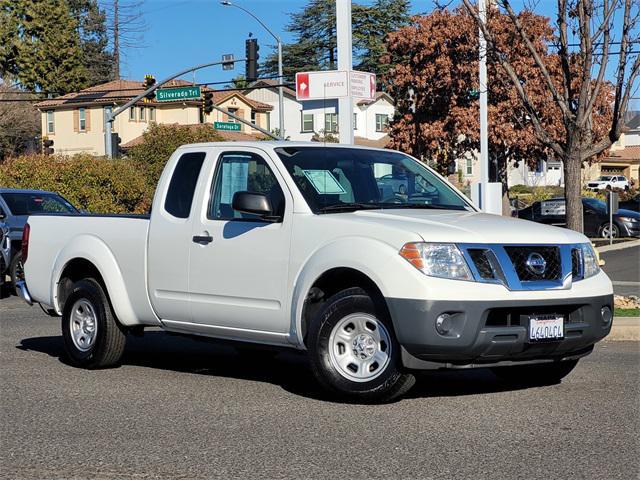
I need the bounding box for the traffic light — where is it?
[143,74,156,101]
[43,138,54,155]
[245,38,259,83]
[202,91,214,115]
[110,133,122,158]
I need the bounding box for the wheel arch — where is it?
[289,237,417,348]
[51,235,140,326]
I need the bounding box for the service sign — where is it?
[296,71,349,100]
[295,70,376,101]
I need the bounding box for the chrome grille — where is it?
[467,249,495,279]
[503,246,562,281]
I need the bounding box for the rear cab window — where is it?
[164,152,207,218]
[0,192,77,215]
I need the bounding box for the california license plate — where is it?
[528,315,564,342]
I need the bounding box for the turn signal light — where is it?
[21,222,30,264]
[399,243,424,269]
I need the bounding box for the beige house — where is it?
[35,79,273,156]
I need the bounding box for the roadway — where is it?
[600,245,640,296]
[1,296,638,480]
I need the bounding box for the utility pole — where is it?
[478,0,488,210]
[336,0,354,144]
[113,0,120,79]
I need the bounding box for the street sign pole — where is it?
[336,0,354,145]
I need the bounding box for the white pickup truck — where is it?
[18,142,613,401]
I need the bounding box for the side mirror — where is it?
[232,191,276,219]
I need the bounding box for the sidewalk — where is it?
[608,317,640,341]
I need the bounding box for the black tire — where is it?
[307,287,415,402]
[598,222,620,239]
[61,279,126,369]
[491,359,579,386]
[10,252,24,295]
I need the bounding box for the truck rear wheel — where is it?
[61,279,126,369]
[491,359,579,385]
[307,287,415,402]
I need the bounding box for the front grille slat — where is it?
[504,246,562,281]
[468,248,495,279]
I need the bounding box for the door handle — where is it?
[192,235,213,245]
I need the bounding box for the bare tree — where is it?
[461,0,639,233]
[0,82,39,160]
[101,0,147,79]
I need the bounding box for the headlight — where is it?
[400,243,473,281]
[618,216,638,223]
[579,243,600,279]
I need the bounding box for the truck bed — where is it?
[24,214,158,325]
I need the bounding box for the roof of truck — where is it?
[177,141,392,152]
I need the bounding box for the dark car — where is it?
[517,197,640,238]
[619,194,639,212]
[0,189,80,290]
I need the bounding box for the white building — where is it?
[244,80,394,144]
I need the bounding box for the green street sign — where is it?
[214,121,241,131]
[156,86,201,102]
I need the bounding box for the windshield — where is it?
[597,176,613,181]
[1,192,78,215]
[274,147,472,213]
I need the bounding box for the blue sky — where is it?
[118,0,637,109]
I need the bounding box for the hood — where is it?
[616,208,640,220]
[349,209,588,244]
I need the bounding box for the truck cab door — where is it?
[147,150,208,322]
[188,148,293,336]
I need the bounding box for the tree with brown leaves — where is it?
[460,0,638,232]
[385,6,615,217]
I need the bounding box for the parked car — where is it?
[0,189,80,290]
[619,194,639,212]
[517,197,640,238]
[0,218,10,288]
[585,175,629,191]
[18,143,613,402]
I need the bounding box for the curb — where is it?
[607,317,640,341]
[597,239,640,253]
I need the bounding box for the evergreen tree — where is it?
[68,0,116,86]
[0,0,87,94]
[354,0,411,78]
[261,0,411,81]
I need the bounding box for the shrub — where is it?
[0,153,152,214]
[127,123,224,186]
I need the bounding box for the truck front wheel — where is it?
[307,287,415,402]
[61,279,126,369]
[491,359,579,385]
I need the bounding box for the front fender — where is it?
[51,234,140,326]
[289,236,422,347]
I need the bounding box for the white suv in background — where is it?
[586,175,630,191]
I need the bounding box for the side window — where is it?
[208,152,284,221]
[164,152,206,218]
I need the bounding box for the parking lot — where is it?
[1,296,638,480]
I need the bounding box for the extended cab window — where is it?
[164,152,206,218]
[209,152,284,221]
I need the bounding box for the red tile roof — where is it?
[354,135,391,148]
[606,145,640,162]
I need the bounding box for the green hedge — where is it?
[0,153,152,214]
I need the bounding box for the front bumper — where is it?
[387,294,613,369]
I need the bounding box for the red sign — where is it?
[296,73,310,100]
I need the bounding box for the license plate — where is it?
[528,315,564,342]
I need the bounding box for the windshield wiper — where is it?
[377,203,465,210]
[317,203,382,213]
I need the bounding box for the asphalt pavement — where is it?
[600,245,640,296]
[1,296,639,480]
